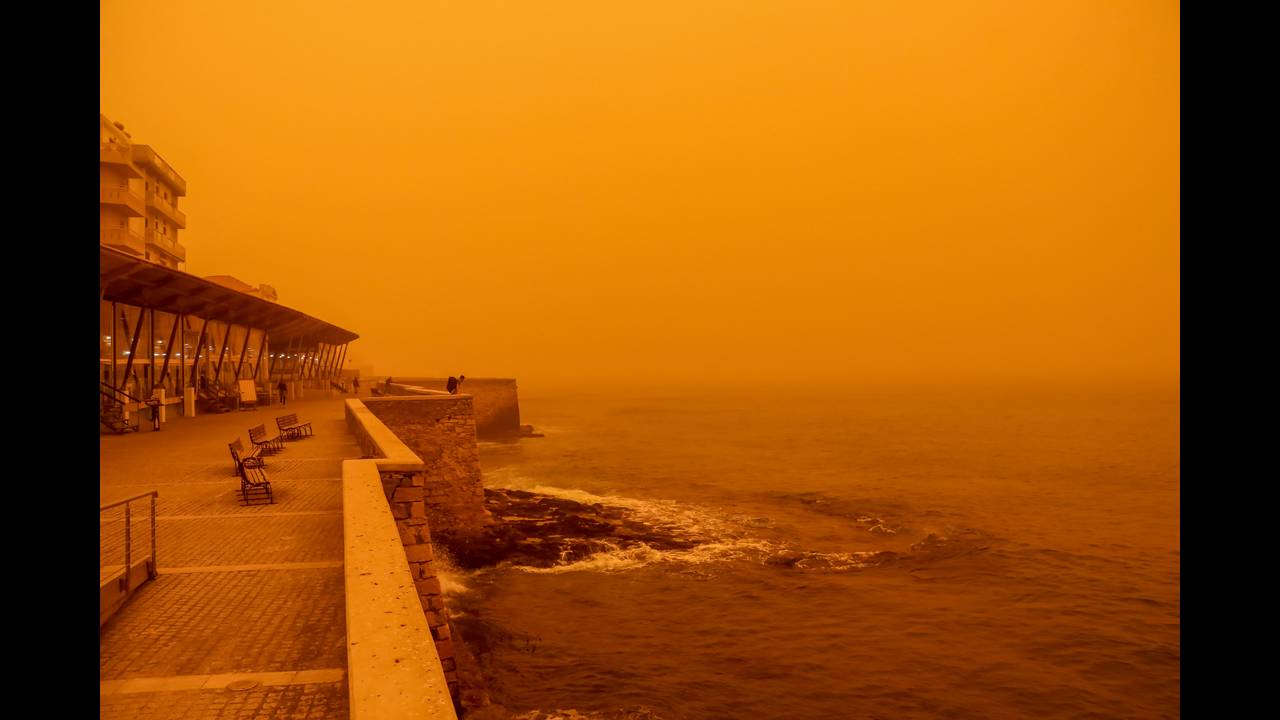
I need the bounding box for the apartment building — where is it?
[99,114,188,270]
[100,115,146,258]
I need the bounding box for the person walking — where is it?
[277,379,288,406]
[352,375,360,396]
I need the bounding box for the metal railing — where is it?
[100,490,159,593]
[101,381,143,405]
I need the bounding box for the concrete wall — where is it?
[390,378,521,438]
[360,396,492,539]
[344,400,461,708]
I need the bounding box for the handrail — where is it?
[102,382,142,404]
[100,489,159,512]
[100,490,159,608]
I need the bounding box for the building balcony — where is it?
[101,227,145,256]
[131,145,188,197]
[146,231,187,263]
[100,186,145,216]
[100,144,142,178]
[147,192,187,228]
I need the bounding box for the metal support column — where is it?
[189,319,209,388]
[213,323,232,385]
[119,307,145,391]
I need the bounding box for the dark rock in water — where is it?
[435,488,699,570]
[765,551,806,568]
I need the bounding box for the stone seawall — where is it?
[360,395,493,539]
[344,400,462,708]
[391,377,521,438]
[343,460,458,720]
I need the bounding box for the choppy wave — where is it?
[512,707,666,720]
[485,477,990,575]
[513,538,780,575]
[771,490,911,535]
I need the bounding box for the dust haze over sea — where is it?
[439,381,1179,719]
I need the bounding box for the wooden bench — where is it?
[249,424,284,453]
[234,452,273,505]
[276,413,313,440]
[228,438,265,476]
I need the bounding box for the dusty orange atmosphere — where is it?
[101,0,1179,389]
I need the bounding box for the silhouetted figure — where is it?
[352,376,360,395]
[447,376,459,394]
[458,374,466,392]
[277,380,288,406]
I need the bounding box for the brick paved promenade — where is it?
[101,396,359,719]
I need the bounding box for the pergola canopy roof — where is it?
[100,245,358,346]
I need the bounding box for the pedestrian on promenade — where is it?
[352,376,360,395]
[277,379,288,406]
[458,374,466,392]
[447,376,459,394]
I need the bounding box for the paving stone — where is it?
[100,567,348,678]
[100,681,349,720]
[101,397,358,719]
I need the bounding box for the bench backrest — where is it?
[248,425,268,442]
[276,414,298,429]
[228,439,249,469]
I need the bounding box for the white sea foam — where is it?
[492,476,740,542]
[512,538,781,575]
[489,474,893,575]
[437,572,471,595]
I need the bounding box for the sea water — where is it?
[444,382,1179,720]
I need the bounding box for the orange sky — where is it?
[101,0,1179,388]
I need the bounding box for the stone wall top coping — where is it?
[344,399,425,472]
[387,384,455,396]
[343,459,457,720]
[393,377,517,384]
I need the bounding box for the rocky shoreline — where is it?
[436,488,698,571]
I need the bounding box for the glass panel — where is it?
[202,321,225,395]
[260,336,271,385]
[117,304,143,396]
[182,315,202,389]
[244,328,264,380]
[100,301,113,386]
[153,311,176,397]
[140,308,154,399]
[224,324,246,387]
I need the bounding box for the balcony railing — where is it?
[146,231,187,262]
[101,227,145,256]
[100,143,142,178]
[100,186,145,216]
[147,192,187,228]
[131,145,188,196]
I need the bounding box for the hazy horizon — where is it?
[101,1,1179,388]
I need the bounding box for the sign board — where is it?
[238,379,258,404]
